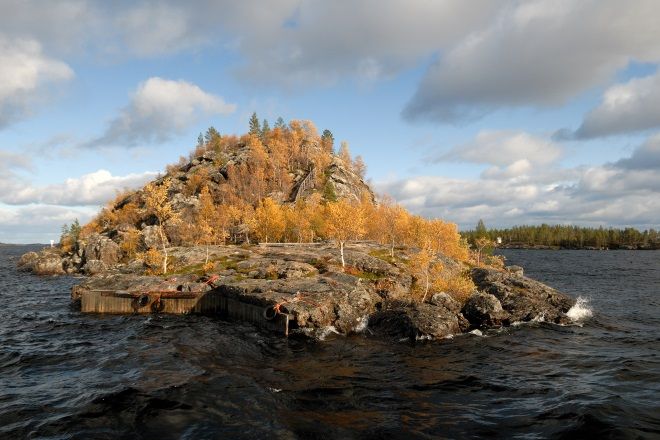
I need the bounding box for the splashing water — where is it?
[567,296,593,322]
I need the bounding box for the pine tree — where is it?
[275,116,286,130]
[249,112,260,135]
[321,129,334,153]
[205,126,220,143]
[475,219,487,238]
[261,119,270,140]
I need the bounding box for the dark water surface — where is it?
[1,245,659,439]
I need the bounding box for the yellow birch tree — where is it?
[143,177,179,274]
[325,199,366,269]
[254,197,285,243]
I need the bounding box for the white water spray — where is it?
[566,296,593,322]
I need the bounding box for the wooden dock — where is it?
[80,288,291,335]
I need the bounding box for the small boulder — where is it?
[462,292,509,329]
[506,265,524,277]
[140,226,165,250]
[429,292,462,314]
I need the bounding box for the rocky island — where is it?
[18,118,576,340]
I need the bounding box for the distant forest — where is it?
[462,220,660,250]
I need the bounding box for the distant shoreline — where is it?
[497,244,659,251]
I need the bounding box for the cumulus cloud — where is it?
[377,133,660,229]
[438,131,562,167]
[434,131,563,182]
[574,72,660,138]
[85,77,236,148]
[0,36,74,128]
[0,204,97,244]
[229,0,503,87]
[403,0,660,122]
[2,169,157,206]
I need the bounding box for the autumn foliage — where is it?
[79,116,473,298]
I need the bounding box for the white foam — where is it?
[531,313,546,323]
[354,316,369,333]
[317,325,340,341]
[469,329,483,337]
[566,296,593,322]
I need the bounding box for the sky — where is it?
[1,0,660,243]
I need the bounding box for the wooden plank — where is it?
[79,289,290,335]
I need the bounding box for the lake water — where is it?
[1,245,658,439]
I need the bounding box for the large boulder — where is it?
[471,267,575,324]
[17,251,40,271]
[462,292,509,329]
[369,302,467,340]
[83,234,121,266]
[32,254,65,275]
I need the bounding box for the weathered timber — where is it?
[79,289,290,334]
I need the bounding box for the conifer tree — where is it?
[475,219,487,238]
[249,112,260,135]
[321,129,334,153]
[261,119,270,140]
[275,116,286,130]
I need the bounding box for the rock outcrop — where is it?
[66,242,577,340]
[471,267,575,325]
[82,234,121,266]
[17,249,65,275]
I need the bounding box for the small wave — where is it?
[469,329,483,337]
[566,296,593,322]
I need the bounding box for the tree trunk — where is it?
[340,241,345,269]
[421,270,430,302]
[158,224,168,274]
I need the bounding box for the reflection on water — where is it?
[0,245,659,439]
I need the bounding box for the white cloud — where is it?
[403,0,660,121]
[2,169,157,206]
[575,72,660,138]
[377,133,660,229]
[439,131,562,168]
[230,0,504,87]
[0,203,97,244]
[114,3,206,57]
[85,77,236,148]
[0,35,74,128]
[0,0,98,54]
